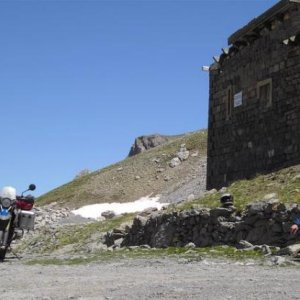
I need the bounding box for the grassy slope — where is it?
[176,163,300,212]
[37,130,207,208]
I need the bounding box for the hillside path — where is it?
[0,256,299,299]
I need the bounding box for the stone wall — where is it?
[105,198,300,249]
[207,2,300,189]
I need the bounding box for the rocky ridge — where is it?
[128,134,173,157]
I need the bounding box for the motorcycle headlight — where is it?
[1,197,12,208]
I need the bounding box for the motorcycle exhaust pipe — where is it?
[0,231,3,246]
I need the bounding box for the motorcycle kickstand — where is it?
[8,247,22,260]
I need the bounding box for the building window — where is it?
[257,79,272,107]
[226,86,233,119]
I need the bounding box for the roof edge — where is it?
[228,0,300,45]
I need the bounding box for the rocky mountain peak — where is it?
[128,134,170,157]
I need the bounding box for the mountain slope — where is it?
[38,130,207,209]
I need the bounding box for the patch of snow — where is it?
[71,195,168,220]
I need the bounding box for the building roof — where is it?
[228,0,300,45]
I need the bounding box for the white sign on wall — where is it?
[234,91,243,107]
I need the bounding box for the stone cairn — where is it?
[105,194,300,249]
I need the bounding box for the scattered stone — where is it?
[277,244,300,256]
[219,187,227,194]
[184,242,196,249]
[139,244,151,249]
[117,167,123,171]
[210,207,235,218]
[263,193,278,201]
[169,157,181,168]
[191,151,199,157]
[270,256,286,266]
[135,175,141,180]
[261,244,272,256]
[177,144,190,161]
[164,176,171,181]
[205,189,217,195]
[246,202,267,215]
[101,210,116,219]
[138,207,158,217]
[292,174,300,182]
[236,240,254,249]
[113,238,124,248]
[187,194,195,201]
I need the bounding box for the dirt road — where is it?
[0,256,299,300]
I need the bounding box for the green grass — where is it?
[17,214,134,254]
[175,165,300,212]
[25,245,263,265]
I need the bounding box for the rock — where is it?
[169,157,181,168]
[205,189,217,195]
[263,193,278,201]
[135,175,141,180]
[128,134,170,157]
[219,187,227,194]
[151,223,176,248]
[218,221,236,232]
[117,167,123,171]
[191,151,199,157]
[177,144,190,161]
[139,244,151,249]
[210,207,235,218]
[164,175,171,181]
[184,242,196,249]
[133,216,148,227]
[270,256,286,266]
[113,238,124,248]
[236,240,254,249]
[292,174,300,182]
[187,194,195,201]
[138,207,158,217]
[246,202,267,215]
[261,244,272,256]
[277,243,300,256]
[101,210,116,219]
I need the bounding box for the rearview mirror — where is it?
[28,184,36,191]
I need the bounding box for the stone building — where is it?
[207,0,300,189]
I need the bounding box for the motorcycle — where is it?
[0,184,36,261]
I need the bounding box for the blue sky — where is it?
[0,0,277,196]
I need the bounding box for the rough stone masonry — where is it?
[105,194,300,249]
[207,0,300,189]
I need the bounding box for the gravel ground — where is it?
[1,256,300,300]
